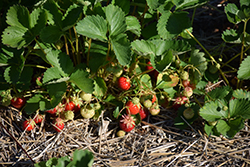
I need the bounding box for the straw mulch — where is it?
[1,95,250,167]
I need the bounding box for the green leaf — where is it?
[46,49,74,77]
[76,15,108,42]
[173,0,209,11]
[131,39,156,57]
[25,94,43,114]
[68,149,94,167]
[2,26,33,49]
[156,72,179,89]
[30,8,47,36]
[204,123,214,136]
[237,55,250,80]
[47,82,67,107]
[113,106,120,118]
[56,156,71,167]
[110,33,131,66]
[43,0,63,28]
[216,120,231,137]
[222,29,241,44]
[45,157,58,167]
[105,4,126,37]
[69,66,94,93]
[146,0,160,10]
[227,117,245,138]
[154,50,173,72]
[199,100,229,122]
[94,77,107,98]
[163,87,177,98]
[189,49,207,82]
[6,5,30,29]
[40,26,64,43]
[233,89,250,99]
[126,16,141,36]
[224,3,242,24]
[229,99,250,119]
[157,11,191,39]
[62,4,83,31]
[16,66,33,90]
[205,86,232,102]
[140,74,152,89]
[112,0,130,15]
[43,67,62,84]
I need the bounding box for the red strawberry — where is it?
[119,114,135,132]
[151,94,157,104]
[11,97,26,109]
[139,107,149,120]
[46,108,57,115]
[64,101,75,111]
[74,104,81,113]
[173,96,189,111]
[53,118,65,132]
[23,119,36,131]
[126,98,140,115]
[182,80,196,90]
[34,114,45,124]
[118,77,131,91]
[182,79,190,87]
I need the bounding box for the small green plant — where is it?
[200,87,250,138]
[34,149,94,167]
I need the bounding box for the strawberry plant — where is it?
[34,149,93,167]
[200,87,250,138]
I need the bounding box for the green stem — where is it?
[25,64,48,69]
[34,39,46,56]
[106,42,111,61]
[87,38,92,66]
[185,29,229,85]
[191,8,196,26]
[73,26,80,64]
[63,35,69,55]
[237,19,249,89]
[68,29,77,65]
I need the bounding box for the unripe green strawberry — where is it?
[149,104,160,115]
[208,121,217,126]
[80,91,92,102]
[183,87,193,97]
[117,130,126,137]
[93,102,101,110]
[113,67,123,78]
[80,105,95,119]
[180,71,189,80]
[222,106,228,111]
[143,99,152,108]
[63,110,75,121]
[183,108,194,119]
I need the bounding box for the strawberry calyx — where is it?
[119,114,136,132]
